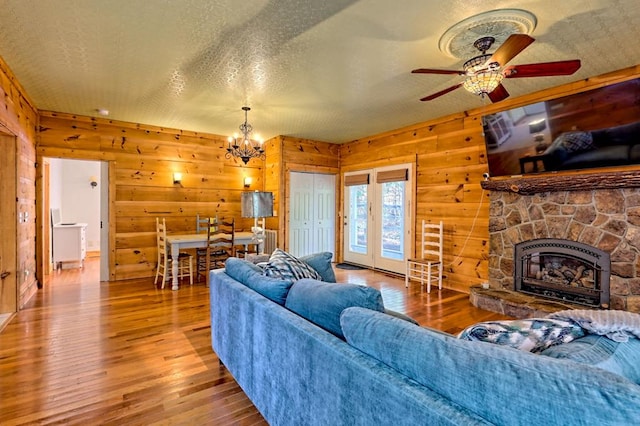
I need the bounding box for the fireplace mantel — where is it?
[481,169,640,195]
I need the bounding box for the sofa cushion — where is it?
[299,252,336,282]
[225,257,293,305]
[540,334,640,385]
[340,307,640,425]
[285,279,384,338]
[384,308,419,325]
[263,248,322,281]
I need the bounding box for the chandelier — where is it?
[225,106,265,164]
[461,52,504,97]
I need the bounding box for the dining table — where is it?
[166,231,255,290]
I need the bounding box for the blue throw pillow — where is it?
[540,334,640,385]
[263,248,321,281]
[225,257,293,305]
[299,252,336,282]
[340,307,640,425]
[285,279,384,339]
[225,257,262,282]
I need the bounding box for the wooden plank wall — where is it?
[37,112,265,281]
[15,59,640,293]
[340,65,640,294]
[264,135,341,253]
[340,115,487,293]
[0,56,39,308]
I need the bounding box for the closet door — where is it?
[289,172,336,258]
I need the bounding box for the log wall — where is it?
[265,135,341,252]
[10,52,640,295]
[37,112,266,281]
[0,55,38,308]
[340,65,640,294]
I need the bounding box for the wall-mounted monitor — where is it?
[482,77,640,178]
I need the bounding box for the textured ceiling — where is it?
[0,0,639,143]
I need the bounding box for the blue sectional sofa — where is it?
[209,258,640,425]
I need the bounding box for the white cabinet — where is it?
[53,223,87,268]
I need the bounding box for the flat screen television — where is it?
[482,77,640,178]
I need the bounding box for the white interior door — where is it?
[313,173,335,256]
[290,172,314,256]
[343,164,413,274]
[289,172,336,258]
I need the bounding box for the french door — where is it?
[343,163,413,274]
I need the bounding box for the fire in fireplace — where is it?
[514,239,610,308]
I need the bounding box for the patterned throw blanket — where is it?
[458,318,585,353]
[547,309,640,342]
[459,310,640,352]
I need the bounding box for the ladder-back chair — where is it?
[196,213,216,262]
[405,220,443,293]
[198,218,235,285]
[154,217,193,288]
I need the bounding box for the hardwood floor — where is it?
[0,259,510,425]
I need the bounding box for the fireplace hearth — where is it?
[514,239,610,308]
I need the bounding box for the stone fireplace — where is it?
[476,173,640,316]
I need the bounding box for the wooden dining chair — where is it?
[196,213,214,234]
[154,217,193,288]
[405,220,443,293]
[197,218,235,285]
[196,213,216,263]
[235,217,264,258]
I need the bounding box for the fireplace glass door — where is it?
[514,239,610,308]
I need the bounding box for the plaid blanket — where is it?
[458,318,585,353]
[547,309,640,342]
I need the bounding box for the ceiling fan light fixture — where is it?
[463,71,504,96]
[463,54,493,74]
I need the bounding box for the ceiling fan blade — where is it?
[412,68,466,75]
[503,60,582,78]
[488,34,535,66]
[487,84,510,103]
[420,83,463,101]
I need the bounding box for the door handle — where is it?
[0,271,10,280]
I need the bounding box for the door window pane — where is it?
[349,184,368,254]
[380,181,404,260]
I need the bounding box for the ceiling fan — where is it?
[412,34,581,103]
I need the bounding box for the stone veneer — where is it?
[488,188,640,314]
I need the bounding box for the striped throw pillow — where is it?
[263,248,321,281]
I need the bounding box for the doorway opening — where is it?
[43,158,108,283]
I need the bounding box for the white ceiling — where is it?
[0,0,639,143]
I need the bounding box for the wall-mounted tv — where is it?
[482,77,640,178]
